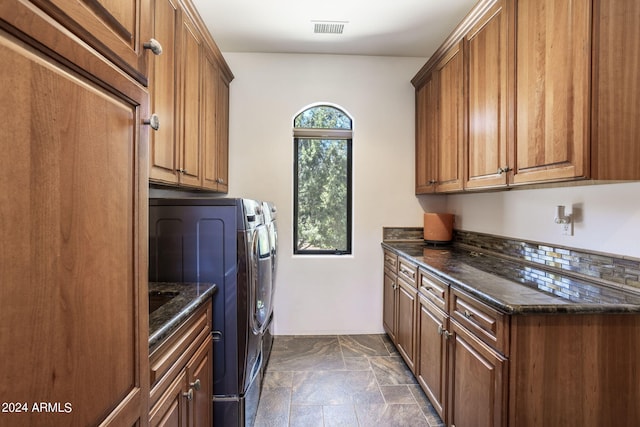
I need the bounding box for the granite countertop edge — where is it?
[381,241,640,315]
[148,282,217,353]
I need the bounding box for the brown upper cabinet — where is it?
[148,0,180,184]
[178,13,203,188]
[591,0,640,180]
[436,42,465,193]
[201,49,231,192]
[31,0,153,84]
[413,0,640,193]
[509,0,591,184]
[414,42,465,194]
[148,0,233,192]
[214,68,231,192]
[464,0,509,190]
[415,73,438,193]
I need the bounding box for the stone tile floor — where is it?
[254,334,444,427]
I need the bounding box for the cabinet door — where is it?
[465,0,509,189]
[417,295,448,422]
[37,0,151,83]
[383,269,398,342]
[396,277,418,372]
[435,41,464,192]
[215,69,231,192]
[591,0,640,180]
[187,337,213,427]
[415,73,438,194]
[201,51,219,191]
[0,23,148,427]
[201,51,230,193]
[510,0,591,184]
[178,17,202,187]
[448,320,507,427]
[149,0,180,184]
[150,371,189,427]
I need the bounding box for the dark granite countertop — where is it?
[382,241,640,315]
[149,282,217,353]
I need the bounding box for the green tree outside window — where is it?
[294,105,352,254]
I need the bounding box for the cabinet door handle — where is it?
[182,388,193,401]
[497,166,511,175]
[143,38,163,55]
[143,114,160,131]
[190,379,201,391]
[176,168,187,174]
[437,324,452,339]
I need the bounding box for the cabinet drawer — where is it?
[418,268,449,313]
[450,288,508,355]
[398,257,418,285]
[384,250,398,274]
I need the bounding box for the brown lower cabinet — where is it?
[417,295,447,420]
[447,319,508,427]
[384,250,640,427]
[396,276,418,372]
[417,283,508,427]
[149,301,213,427]
[383,251,419,373]
[383,267,398,343]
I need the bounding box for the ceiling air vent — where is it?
[313,21,347,34]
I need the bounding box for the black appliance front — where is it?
[149,198,268,426]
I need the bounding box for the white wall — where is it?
[222,52,444,335]
[445,181,640,258]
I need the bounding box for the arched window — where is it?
[293,105,353,255]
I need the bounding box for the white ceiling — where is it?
[191,0,479,58]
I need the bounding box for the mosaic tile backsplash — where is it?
[382,227,424,241]
[453,230,640,291]
[383,227,640,294]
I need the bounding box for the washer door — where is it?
[250,225,273,334]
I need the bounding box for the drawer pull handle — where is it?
[183,388,193,401]
[463,310,473,319]
[400,267,415,278]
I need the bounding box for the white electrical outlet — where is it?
[555,205,573,236]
